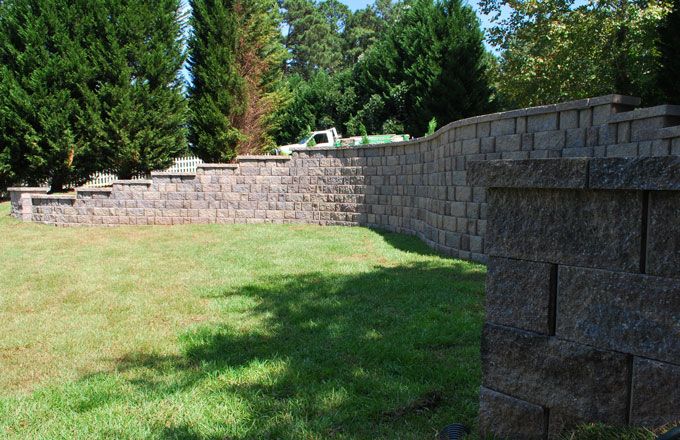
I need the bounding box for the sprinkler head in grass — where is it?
[438,423,469,440]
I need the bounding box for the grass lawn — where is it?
[0,202,487,439]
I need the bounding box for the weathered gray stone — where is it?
[486,188,642,271]
[589,156,680,190]
[486,257,554,334]
[467,159,589,189]
[647,191,680,279]
[482,324,630,429]
[479,387,546,440]
[557,266,680,364]
[630,358,680,428]
[527,113,558,133]
[534,130,566,150]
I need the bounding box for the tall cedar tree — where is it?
[353,0,492,136]
[81,0,187,179]
[658,0,680,103]
[231,0,287,154]
[188,0,244,162]
[0,0,98,191]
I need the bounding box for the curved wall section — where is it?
[9,94,680,262]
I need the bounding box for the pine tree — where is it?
[658,0,680,104]
[231,0,287,154]
[282,0,346,77]
[0,0,98,191]
[352,0,492,137]
[81,0,187,179]
[188,0,245,162]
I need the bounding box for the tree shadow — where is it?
[100,262,486,439]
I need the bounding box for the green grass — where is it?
[0,202,487,439]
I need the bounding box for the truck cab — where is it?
[278,128,340,154]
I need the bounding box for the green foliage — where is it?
[189,0,286,161]
[82,0,188,179]
[282,0,348,77]
[0,0,187,189]
[188,0,244,163]
[426,117,437,136]
[359,123,369,144]
[0,0,97,190]
[274,70,356,144]
[658,0,680,103]
[352,0,493,137]
[481,0,673,107]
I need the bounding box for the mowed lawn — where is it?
[0,202,486,439]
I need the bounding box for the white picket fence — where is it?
[82,156,204,187]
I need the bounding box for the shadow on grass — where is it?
[107,261,486,439]
[372,229,444,257]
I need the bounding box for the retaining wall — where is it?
[9,94,680,261]
[470,156,680,438]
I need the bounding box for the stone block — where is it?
[534,130,565,150]
[557,266,680,364]
[630,358,680,428]
[589,156,680,190]
[528,113,558,132]
[482,324,630,430]
[565,128,586,148]
[467,158,588,189]
[647,191,680,279]
[490,118,516,136]
[485,188,642,271]
[479,387,546,440]
[486,257,554,334]
[560,110,579,129]
[496,134,521,152]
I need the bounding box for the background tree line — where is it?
[0,0,678,192]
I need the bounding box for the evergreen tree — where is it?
[658,0,680,103]
[188,0,244,162]
[282,0,346,77]
[82,0,187,179]
[231,0,287,154]
[353,0,492,137]
[0,0,98,191]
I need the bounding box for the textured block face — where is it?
[589,156,680,190]
[630,358,680,428]
[647,191,680,279]
[482,324,630,427]
[486,257,554,334]
[486,188,642,271]
[557,266,680,364]
[479,387,546,440]
[467,158,588,189]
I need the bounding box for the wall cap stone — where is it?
[589,156,680,190]
[7,187,50,193]
[150,172,196,177]
[608,104,680,123]
[237,155,290,161]
[75,187,112,193]
[467,158,589,189]
[113,180,153,185]
[197,163,239,169]
[470,157,680,190]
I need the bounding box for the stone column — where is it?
[468,157,680,439]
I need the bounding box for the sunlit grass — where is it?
[0,202,486,439]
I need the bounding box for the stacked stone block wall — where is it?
[470,156,680,438]
[9,94,680,262]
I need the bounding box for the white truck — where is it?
[278,128,341,155]
[277,128,409,155]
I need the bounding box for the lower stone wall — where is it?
[470,157,680,438]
